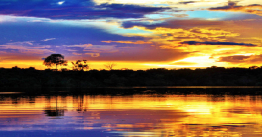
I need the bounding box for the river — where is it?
[0,88,262,137]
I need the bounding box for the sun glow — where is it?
[170,56,226,68]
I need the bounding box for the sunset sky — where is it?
[0,0,262,70]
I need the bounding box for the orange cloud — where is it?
[218,55,250,63]
[85,53,100,57]
[217,54,262,67]
[102,40,153,44]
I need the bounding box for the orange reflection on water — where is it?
[0,93,262,136]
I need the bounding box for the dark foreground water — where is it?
[1,88,262,137]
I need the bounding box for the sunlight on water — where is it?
[0,89,262,136]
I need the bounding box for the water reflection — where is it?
[0,89,262,136]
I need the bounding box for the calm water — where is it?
[1,88,262,137]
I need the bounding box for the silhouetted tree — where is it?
[12,66,20,70]
[28,67,35,70]
[43,54,67,70]
[249,66,258,70]
[104,62,117,70]
[71,60,89,71]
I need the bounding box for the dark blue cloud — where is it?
[181,41,256,46]
[0,0,169,19]
[178,1,195,5]
[121,21,168,29]
[209,1,239,10]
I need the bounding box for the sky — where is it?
[0,0,262,70]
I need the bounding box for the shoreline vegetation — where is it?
[1,66,262,88]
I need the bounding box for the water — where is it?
[0,88,262,137]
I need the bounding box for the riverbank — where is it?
[1,67,262,88]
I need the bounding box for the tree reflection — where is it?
[44,107,64,117]
[74,95,87,112]
[44,95,65,117]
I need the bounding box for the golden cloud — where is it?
[120,24,262,67]
[138,27,240,49]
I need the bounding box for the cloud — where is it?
[121,19,224,29]
[85,53,100,57]
[218,54,262,65]
[0,15,17,22]
[67,49,78,52]
[117,22,262,67]
[69,44,118,53]
[180,41,256,46]
[209,1,262,16]
[178,1,196,5]
[102,40,153,44]
[0,41,54,55]
[92,0,241,9]
[247,55,262,63]
[218,55,250,63]
[65,44,119,58]
[68,44,93,48]
[132,27,241,48]
[0,0,170,19]
[41,38,56,41]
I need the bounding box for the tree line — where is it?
[1,65,262,88]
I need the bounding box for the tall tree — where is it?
[43,54,67,70]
